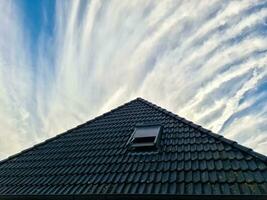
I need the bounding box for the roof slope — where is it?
[0,98,266,198]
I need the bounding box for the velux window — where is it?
[127,124,161,151]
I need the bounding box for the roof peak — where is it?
[1,97,266,165]
[0,97,267,196]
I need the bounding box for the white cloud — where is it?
[0,1,36,157]
[0,0,267,159]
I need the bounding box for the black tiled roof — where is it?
[0,97,266,199]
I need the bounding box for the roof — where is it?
[0,97,266,199]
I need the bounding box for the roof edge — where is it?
[0,98,140,165]
[0,194,267,200]
[137,97,267,163]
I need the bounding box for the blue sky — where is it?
[0,0,267,159]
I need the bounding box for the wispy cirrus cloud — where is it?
[0,0,266,159]
[0,1,34,158]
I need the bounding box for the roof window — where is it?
[127,125,161,151]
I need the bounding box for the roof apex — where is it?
[0,97,267,196]
[1,97,266,165]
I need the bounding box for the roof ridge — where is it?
[137,97,267,163]
[0,98,140,165]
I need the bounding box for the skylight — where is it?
[127,125,161,150]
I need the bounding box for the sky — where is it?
[0,0,267,159]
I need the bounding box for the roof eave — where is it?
[1,194,267,200]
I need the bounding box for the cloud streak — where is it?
[0,0,266,159]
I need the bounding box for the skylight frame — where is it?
[127,124,162,151]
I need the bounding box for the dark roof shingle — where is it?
[0,97,266,198]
